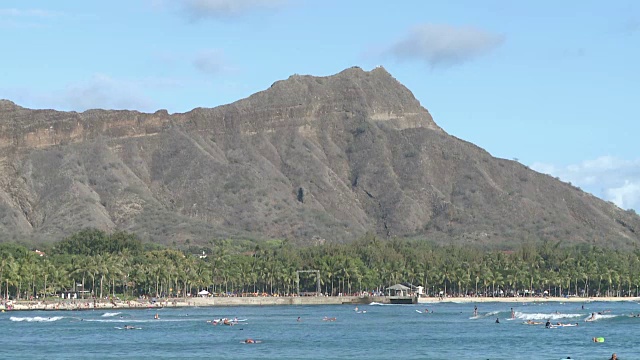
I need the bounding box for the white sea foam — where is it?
[10,316,64,322]
[469,311,499,320]
[101,312,121,317]
[583,313,617,322]
[518,312,582,321]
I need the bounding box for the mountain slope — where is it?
[1,67,638,247]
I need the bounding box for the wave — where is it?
[518,312,582,321]
[101,312,121,317]
[10,316,64,322]
[584,313,618,322]
[469,311,500,320]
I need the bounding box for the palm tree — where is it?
[2,256,18,300]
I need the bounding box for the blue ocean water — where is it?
[2,301,639,359]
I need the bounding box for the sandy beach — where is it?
[1,295,638,311]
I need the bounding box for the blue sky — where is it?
[1,0,639,210]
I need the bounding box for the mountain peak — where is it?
[0,99,20,110]
[246,66,441,132]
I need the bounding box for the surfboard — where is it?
[549,324,577,328]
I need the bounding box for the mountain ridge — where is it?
[1,66,638,248]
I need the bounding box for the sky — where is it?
[1,0,639,210]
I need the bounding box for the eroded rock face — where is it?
[1,67,639,247]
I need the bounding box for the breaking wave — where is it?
[10,316,64,322]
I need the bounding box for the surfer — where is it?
[297,316,301,322]
[609,353,617,360]
[587,313,596,321]
[124,325,135,330]
[154,313,159,320]
[545,320,551,328]
[244,338,256,344]
[511,308,515,319]
[495,317,500,324]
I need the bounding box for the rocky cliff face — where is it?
[1,67,639,247]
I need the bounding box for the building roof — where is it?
[386,284,410,291]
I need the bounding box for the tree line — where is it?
[1,229,640,301]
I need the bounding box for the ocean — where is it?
[3,300,638,359]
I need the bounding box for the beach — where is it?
[2,295,638,311]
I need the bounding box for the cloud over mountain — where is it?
[386,24,505,68]
[181,0,289,20]
[531,156,640,211]
[192,49,229,74]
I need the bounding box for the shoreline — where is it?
[2,295,638,311]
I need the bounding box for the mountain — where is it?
[1,66,639,247]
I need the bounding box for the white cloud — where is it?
[61,74,155,111]
[180,0,289,20]
[0,8,63,17]
[607,181,640,210]
[192,49,228,74]
[1,74,156,112]
[0,7,63,28]
[531,156,640,210]
[385,24,505,68]
[622,18,639,35]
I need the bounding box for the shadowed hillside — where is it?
[1,66,639,247]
